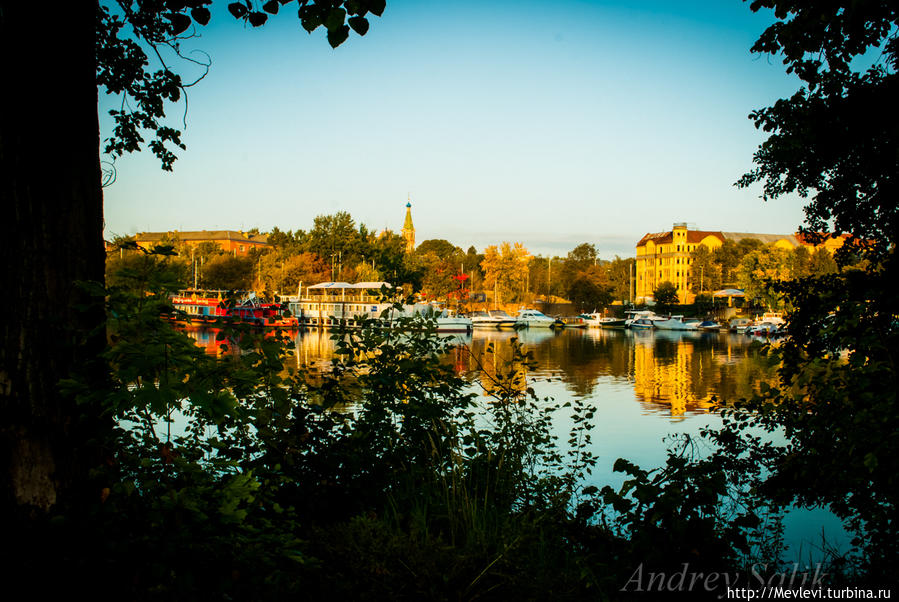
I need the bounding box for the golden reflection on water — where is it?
[180,325,777,418]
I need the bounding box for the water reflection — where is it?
[461,328,776,418]
[178,325,842,558]
[183,325,776,418]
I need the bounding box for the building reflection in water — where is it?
[179,325,777,418]
[181,325,230,356]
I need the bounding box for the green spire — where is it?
[403,202,414,231]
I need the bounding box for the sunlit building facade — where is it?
[634,223,843,304]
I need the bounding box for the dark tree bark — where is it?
[1,2,107,514]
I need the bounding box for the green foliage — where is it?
[257,251,330,295]
[693,292,713,316]
[416,238,461,258]
[708,262,899,580]
[737,1,898,263]
[481,242,531,304]
[606,256,634,303]
[98,1,383,170]
[306,211,360,263]
[652,281,678,314]
[689,245,722,293]
[567,276,612,313]
[43,267,618,597]
[713,238,749,287]
[202,254,255,290]
[415,240,466,300]
[708,0,899,581]
[105,246,189,293]
[599,435,772,576]
[736,245,792,309]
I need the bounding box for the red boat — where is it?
[170,290,300,328]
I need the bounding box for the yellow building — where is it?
[635,223,844,304]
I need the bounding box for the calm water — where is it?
[184,325,848,561]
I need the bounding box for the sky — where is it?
[100,0,810,259]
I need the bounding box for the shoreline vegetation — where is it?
[10,268,895,599]
[4,1,897,599]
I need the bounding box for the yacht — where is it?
[469,310,515,329]
[629,318,656,330]
[515,308,556,328]
[654,315,701,331]
[487,309,519,328]
[624,310,664,328]
[389,303,473,333]
[577,313,603,327]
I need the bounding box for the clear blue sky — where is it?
[100,0,808,258]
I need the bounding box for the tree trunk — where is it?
[1,2,106,514]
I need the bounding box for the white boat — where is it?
[746,321,786,337]
[577,313,603,327]
[561,316,588,328]
[487,309,519,328]
[469,310,499,328]
[629,318,656,330]
[515,308,556,328]
[654,315,701,331]
[388,303,473,333]
[728,317,752,333]
[469,310,515,329]
[624,310,665,328]
[756,312,785,326]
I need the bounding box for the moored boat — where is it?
[756,311,785,326]
[654,315,701,331]
[624,310,665,328]
[171,290,300,328]
[469,310,505,328]
[629,318,656,330]
[578,313,626,328]
[599,317,627,328]
[698,320,722,332]
[487,309,519,328]
[515,308,556,328]
[728,317,752,333]
[561,316,588,328]
[284,282,472,332]
[390,304,473,333]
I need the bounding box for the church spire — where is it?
[402,198,415,253]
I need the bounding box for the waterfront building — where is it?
[402,200,415,253]
[132,230,269,256]
[635,223,844,304]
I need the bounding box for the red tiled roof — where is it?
[686,231,724,244]
[636,230,724,247]
[135,230,268,245]
[636,232,673,247]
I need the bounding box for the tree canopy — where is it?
[98,0,385,170]
[737,0,898,260]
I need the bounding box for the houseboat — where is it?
[171,290,299,328]
[283,282,472,332]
